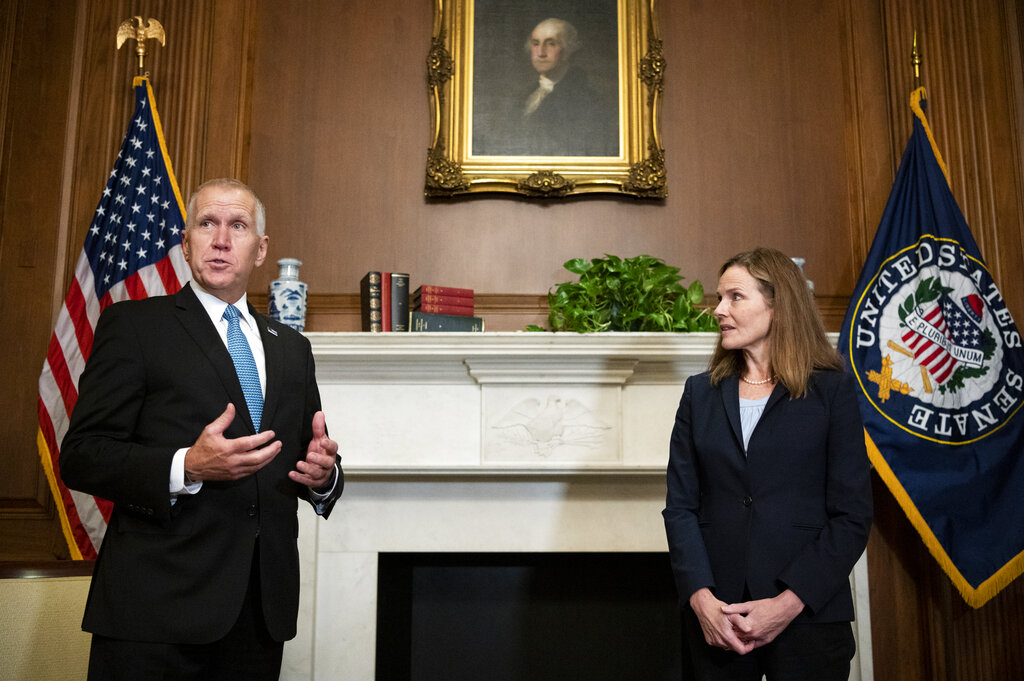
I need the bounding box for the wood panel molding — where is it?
[0,0,80,560]
[837,0,896,283]
[0,1,16,173]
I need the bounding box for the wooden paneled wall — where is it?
[1,0,1023,677]
[0,0,78,561]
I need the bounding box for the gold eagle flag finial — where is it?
[116,16,166,74]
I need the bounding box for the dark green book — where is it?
[410,311,484,332]
[390,272,410,332]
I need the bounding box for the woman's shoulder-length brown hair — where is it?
[709,247,843,397]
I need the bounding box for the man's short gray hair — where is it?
[525,18,581,57]
[185,178,267,236]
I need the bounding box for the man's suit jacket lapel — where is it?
[173,284,257,434]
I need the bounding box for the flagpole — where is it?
[911,31,921,89]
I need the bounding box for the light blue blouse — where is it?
[739,395,770,453]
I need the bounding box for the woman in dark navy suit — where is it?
[663,247,872,681]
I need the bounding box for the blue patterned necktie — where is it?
[222,304,263,431]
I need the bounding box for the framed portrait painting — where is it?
[425,0,665,198]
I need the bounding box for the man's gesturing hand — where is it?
[184,403,282,482]
[289,410,338,491]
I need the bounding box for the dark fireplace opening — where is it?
[376,552,683,681]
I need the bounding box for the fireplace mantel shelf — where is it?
[308,331,721,381]
[307,332,726,476]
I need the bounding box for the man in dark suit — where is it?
[60,178,343,681]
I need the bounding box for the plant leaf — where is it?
[564,258,591,275]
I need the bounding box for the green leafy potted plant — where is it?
[527,254,719,333]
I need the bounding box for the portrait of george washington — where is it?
[471,0,620,157]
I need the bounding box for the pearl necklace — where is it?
[741,375,774,385]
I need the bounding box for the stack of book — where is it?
[360,271,410,332]
[411,285,484,332]
[360,276,484,332]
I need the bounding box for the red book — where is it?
[415,301,475,316]
[381,272,391,331]
[414,292,474,306]
[414,284,474,298]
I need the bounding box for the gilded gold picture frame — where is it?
[425,0,665,198]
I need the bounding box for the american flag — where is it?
[37,77,190,559]
[901,295,984,385]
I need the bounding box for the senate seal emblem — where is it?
[847,236,1024,445]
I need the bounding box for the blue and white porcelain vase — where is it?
[791,257,814,294]
[268,258,307,332]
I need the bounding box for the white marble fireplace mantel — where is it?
[307,331,720,475]
[282,332,871,681]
